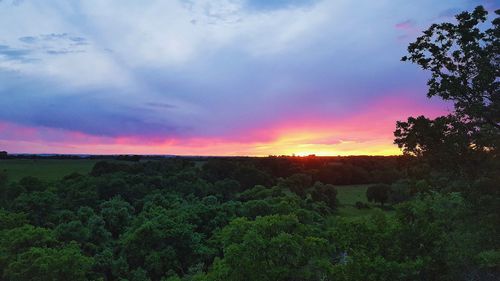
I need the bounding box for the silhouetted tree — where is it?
[366,184,391,207]
[401,6,499,136]
[395,6,500,162]
[397,6,499,178]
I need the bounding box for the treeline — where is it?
[91,155,408,185]
[0,153,144,161]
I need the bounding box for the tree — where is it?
[397,6,499,178]
[366,184,391,207]
[309,181,338,209]
[55,220,90,243]
[393,6,500,279]
[57,175,99,209]
[96,176,129,200]
[394,115,485,176]
[120,206,204,279]
[395,116,467,157]
[209,179,241,200]
[401,6,499,136]
[129,267,152,281]
[206,215,335,281]
[90,161,131,176]
[3,242,94,281]
[232,165,272,190]
[18,176,46,193]
[280,173,312,198]
[0,225,58,274]
[13,191,58,226]
[100,196,134,238]
[0,209,28,230]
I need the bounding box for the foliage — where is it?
[205,215,335,281]
[401,6,499,135]
[366,184,391,207]
[3,242,93,281]
[397,6,500,179]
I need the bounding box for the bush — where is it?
[355,201,370,209]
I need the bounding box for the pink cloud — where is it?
[395,19,416,30]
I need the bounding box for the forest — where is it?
[0,5,498,281]
[1,154,496,281]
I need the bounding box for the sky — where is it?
[0,0,496,156]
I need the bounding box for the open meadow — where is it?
[0,159,100,182]
[334,185,388,217]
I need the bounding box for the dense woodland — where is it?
[1,155,496,281]
[0,6,498,281]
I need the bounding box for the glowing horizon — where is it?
[0,1,483,156]
[0,95,448,156]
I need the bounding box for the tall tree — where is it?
[396,6,500,175]
[402,6,499,132]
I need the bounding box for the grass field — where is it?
[0,159,99,182]
[335,184,389,217]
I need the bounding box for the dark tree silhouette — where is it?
[366,184,391,207]
[402,6,499,133]
[396,6,500,176]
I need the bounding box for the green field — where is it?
[0,159,99,182]
[335,184,388,217]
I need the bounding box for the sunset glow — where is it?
[0,95,447,155]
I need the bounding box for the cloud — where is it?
[183,0,243,24]
[244,0,319,11]
[0,0,24,6]
[146,102,178,110]
[19,33,88,46]
[17,33,88,55]
[395,19,416,30]
[18,36,37,44]
[0,75,189,139]
[0,33,89,67]
[394,18,424,42]
[0,44,32,62]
